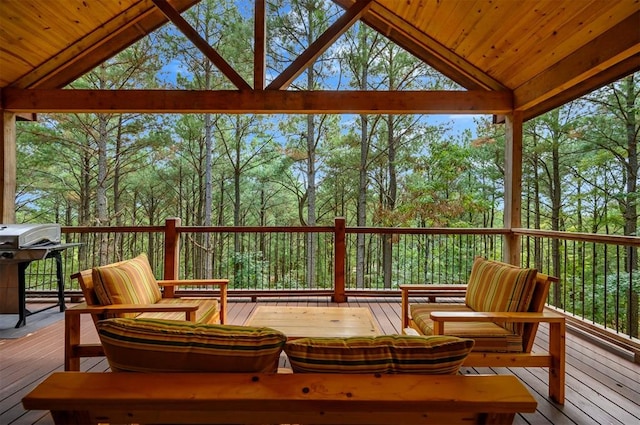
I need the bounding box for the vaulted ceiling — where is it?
[0,0,639,119]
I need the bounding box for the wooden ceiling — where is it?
[0,0,639,119]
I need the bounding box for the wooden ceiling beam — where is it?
[514,10,640,115]
[332,0,506,91]
[152,0,251,91]
[13,0,200,90]
[1,88,513,114]
[267,0,374,90]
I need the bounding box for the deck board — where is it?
[2,298,639,425]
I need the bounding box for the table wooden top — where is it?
[245,306,381,338]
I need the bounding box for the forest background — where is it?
[15,0,638,237]
[12,1,639,327]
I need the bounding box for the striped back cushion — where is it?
[93,254,162,318]
[284,335,474,375]
[465,257,537,333]
[96,318,287,373]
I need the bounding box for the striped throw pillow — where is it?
[96,318,287,373]
[284,335,474,375]
[92,253,162,318]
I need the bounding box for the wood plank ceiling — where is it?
[0,0,638,119]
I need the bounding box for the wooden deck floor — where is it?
[1,298,639,425]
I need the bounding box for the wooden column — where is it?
[1,111,16,223]
[0,110,18,314]
[333,217,346,303]
[503,111,523,265]
[163,217,181,298]
[0,110,18,312]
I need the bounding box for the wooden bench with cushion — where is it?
[64,253,228,371]
[400,256,565,404]
[27,317,536,424]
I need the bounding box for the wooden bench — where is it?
[65,260,228,371]
[23,372,537,425]
[400,261,566,405]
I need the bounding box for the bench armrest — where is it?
[430,310,565,334]
[65,302,199,318]
[399,284,467,292]
[157,279,228,323]
[400,284,467,328]
[430,310,565,323]
[157,279,229,287]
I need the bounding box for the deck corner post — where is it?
[504,111,523,266]
[333,217,347,303]
[164,217,181,297]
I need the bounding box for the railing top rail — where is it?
[175,225,336,233]
[60,224,637,247]
[514,228,640,247]
[62,226,166,233]
[346,227,509,235]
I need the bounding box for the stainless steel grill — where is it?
[0,224,78,328]
[0,223,63,262]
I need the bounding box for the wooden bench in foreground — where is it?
[23,372,537,425]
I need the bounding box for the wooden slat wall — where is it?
[378,0,639,90]
[0,1,135,86]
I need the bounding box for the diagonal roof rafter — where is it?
[152,0,252,90]
[267,0,374,90]
[331,0,507,92]
[0,0,637,119]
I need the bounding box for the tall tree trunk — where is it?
[113,116,123,260]
[96,113,109,264]
[383,114,397,289]
[550,110,563,306]
[216,175,225,277]
[356,113,368,289]
[532,134,542,269]
[305,4,317,289]
[204,112,213,278]
[234,116,242,260]
[203,56,214,278]
[623,75,638,270]
[622,75,638,338]
[306,112,317,288]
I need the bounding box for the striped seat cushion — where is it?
[411,304,523,352]
[465,257,537,334]
[284,335,474,375]
[96,318,287,373]
[138,298,219,324]
[92,253,162,319]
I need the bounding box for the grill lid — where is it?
[0,224,62,250]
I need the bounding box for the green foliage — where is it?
[12,1,638,337]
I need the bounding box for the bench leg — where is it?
[401,289,409,329]
[548,320,566,404]
[64,313,80,372]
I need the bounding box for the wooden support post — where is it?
[0,111,19,313]
[333,217,346,303]
[504,112,523,265]
[548,319,566,404]
[163,217,181,298]
[64,312,81,372]
[1,110,16,223]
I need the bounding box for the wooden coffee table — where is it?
[245,306,381,339]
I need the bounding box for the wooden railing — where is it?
[23,217,638,355]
